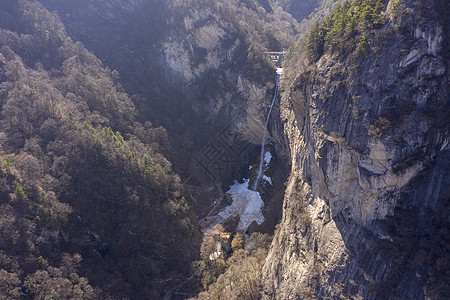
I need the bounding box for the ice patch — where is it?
[263,175,272,185]
[276,68,283,75]
[249,165,252,170]
[219,179,265,231]
[264,151,272,165]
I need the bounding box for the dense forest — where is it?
[0,1,200,298]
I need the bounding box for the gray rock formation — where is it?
[262,0,449,298]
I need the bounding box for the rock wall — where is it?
[160,6,271,145]
[262,0,449,298]
[157,5,277,184]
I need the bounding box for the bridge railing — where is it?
[262,51,285,66]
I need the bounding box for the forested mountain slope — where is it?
[0,1,200,298]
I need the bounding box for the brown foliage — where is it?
[0,1,200,298]
[195,232,272,299]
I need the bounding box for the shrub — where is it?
[231,233,245,251]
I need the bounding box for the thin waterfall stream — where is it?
[206,64,284,233]
[252,67,283,191]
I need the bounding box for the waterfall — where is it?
[252,68,282,191]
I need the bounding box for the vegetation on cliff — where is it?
[305,0,387,60]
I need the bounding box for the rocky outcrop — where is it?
[157,6,277,184]
[262,0,449,298]
[160,6,271,146]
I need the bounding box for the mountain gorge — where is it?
[41,0,300,186]
[0,0,448,299]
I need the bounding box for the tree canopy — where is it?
[305,0,387,60]
[0,1,200,298]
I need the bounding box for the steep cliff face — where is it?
[158,4,274,148]
[263,0,449,298]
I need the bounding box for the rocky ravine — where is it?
[158,3,293,185]
[42,0,299,185]
[262,0,449,299]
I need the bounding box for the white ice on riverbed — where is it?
[263,175,272,185]
[264,151,272,165]
[219,179,264,232]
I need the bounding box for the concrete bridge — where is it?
[262,51,285,66]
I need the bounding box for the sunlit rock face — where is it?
[262,1,449,299]
[160,6,268,146]
[162,8,235,83]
